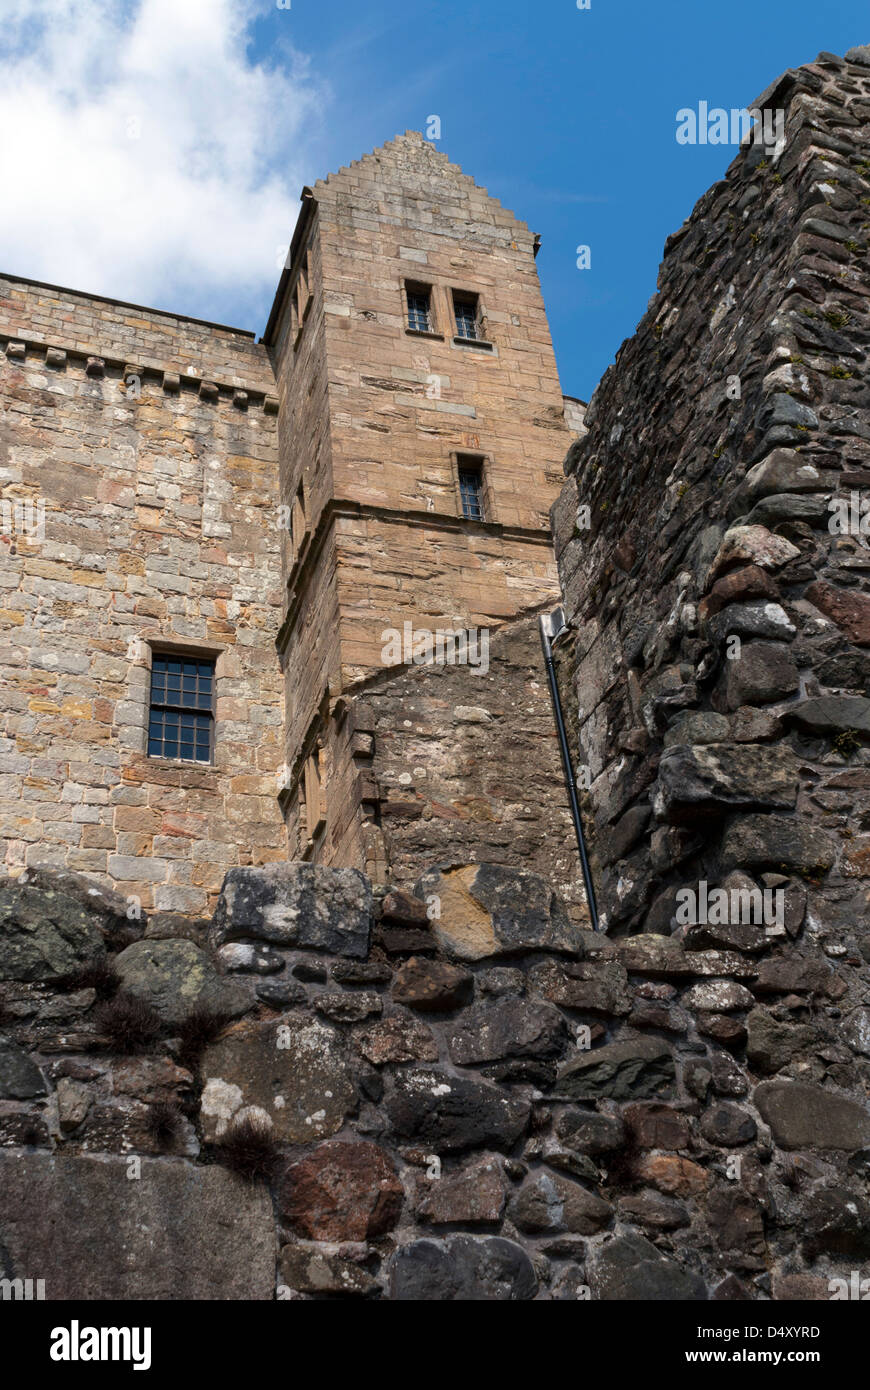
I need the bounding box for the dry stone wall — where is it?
[547,47,870,1298]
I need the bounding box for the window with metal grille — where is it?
[453,292,480,340]
[407,288,431,332]
[148,656,214,763]
[458,460,485,520]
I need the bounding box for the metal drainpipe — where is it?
[539,607,601,932]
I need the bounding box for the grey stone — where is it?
[707,601,796,647]
[527,958,631,1015]
[754,1080,870,1150]
[0,1042,46,1099]
[279,1245,379,1297]
[662,712,729,749]
[613,935,757,979]
[720,815,838,875]
[802,217,852,242]
[757,393,819,432]
[682,980,754,1012]
[315,991,383,1024]
[0,874,107,982]
[390,1235,537,1301]
[842,1008,870,1058]
[217,942,285,974]
[200,1014,356,1143]
[802,1187,870,1260]
[786,696,870,738]
[618,1189,690,1231]
[744,494,829,528]
[386,1068,530,1152]
[508,1170,612,1235]
[447,998,566,1065]
[115,938,250,1028]
[656,743,798,819]
[724,642,799,708]
[212,863,371,959]
[700,1102,757,1146]
[0,1152,275,1298]
[555,1109,625,1154]
[746,1007,818,1075]
[555,1038,675,1100]
[589,1233,707,1301]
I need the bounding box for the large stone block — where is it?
[211,864,371,959]
[589,1233,707,1300]
[386,1068,530,1152]
[555,1037,675,1101]
[0,873,107,982]
[656,743,799,820]
[753,1080,870,1150]
[0,1152,275,1299]
[114,938,250,1027]
[200,1014,356,1142]
[389,1235,537,1301]
[415,863,578,961]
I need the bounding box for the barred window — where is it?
[458,459,485,520]
[453,291,480,340]
[148,656,214,763]
[407,288,432,333]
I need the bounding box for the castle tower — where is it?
[265,132,583,899]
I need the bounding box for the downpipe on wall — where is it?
[539,607,601,932]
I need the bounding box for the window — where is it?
[406,285,432,333]
[300,745,326,843]
[291,482,306,552]
[148,655,214,763]
[453,291,480,341]
[458,457,485,520]
[296,253,310,319]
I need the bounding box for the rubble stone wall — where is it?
[548,48,870,1298]
[297,609,590,922]
[2,857,869,1300]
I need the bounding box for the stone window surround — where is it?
[401,280,492,349]
[127,634,227,770]
[289,247,314,350]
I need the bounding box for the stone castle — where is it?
[2,45,870,1303]
[0,129,585,921]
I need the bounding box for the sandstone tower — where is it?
[266,133,580,892]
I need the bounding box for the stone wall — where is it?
[547,47,870,1296]
[287,608,590,922]
[0,276,286,914]
[3,858,869,1300]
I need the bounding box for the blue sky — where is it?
[250,0,869,401]
[1,1,868,403]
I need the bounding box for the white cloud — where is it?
[0,0,325,328]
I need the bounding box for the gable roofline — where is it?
[260,131,539,347]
